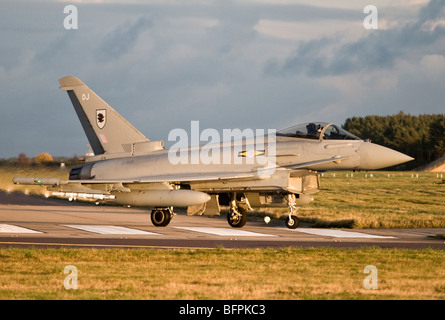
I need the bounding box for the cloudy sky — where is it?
[0,0,444,158]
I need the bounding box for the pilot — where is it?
[306,123,317,136]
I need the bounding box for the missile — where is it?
[13,177,62,185]
[113,189,211,207]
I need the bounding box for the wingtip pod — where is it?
[13,177,62,185]
[59,76,85,90]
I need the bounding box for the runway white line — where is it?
[0,224,42,234]
[175,227,277,237]
[290,228,395,239]
[63,225,161,235]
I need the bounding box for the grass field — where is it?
[0,247,445,300]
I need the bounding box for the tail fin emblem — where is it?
[96,109,107,129]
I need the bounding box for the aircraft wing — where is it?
[13,171,261,187]
[13,158,346,187]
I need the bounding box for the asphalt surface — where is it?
[0,191,444,250]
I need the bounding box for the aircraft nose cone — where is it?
[358,142,414,170]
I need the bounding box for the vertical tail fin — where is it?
[59,76,149,155]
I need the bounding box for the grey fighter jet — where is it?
[13,76,414,229]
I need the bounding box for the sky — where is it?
[0,0,444,158]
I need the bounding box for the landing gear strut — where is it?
[227,204,248,228]
[227,194,249,228]
[285,194,299,229]
[151,207,174,227]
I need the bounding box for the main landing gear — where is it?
[227,203,248,228]
[151,207,174,227]
[150,193,300,229]
[226,193,300,229]
[227,194,249,228]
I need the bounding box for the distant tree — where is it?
[17,153,31,165]
[34,152,54,165]
[429,115,445,157]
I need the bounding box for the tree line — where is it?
[343,112,445,169]
[0,153,83,167]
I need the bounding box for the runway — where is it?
[0,192,444,250]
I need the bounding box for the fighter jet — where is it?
[13,76,414,229]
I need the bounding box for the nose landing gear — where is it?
[285,194,299,229]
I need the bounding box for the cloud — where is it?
[265,0,445,77]
[417,0,445,23]
[95,16,153,62]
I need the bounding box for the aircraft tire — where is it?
[285,215,299,229]
[227,207,247,228]
[151,209,172,227]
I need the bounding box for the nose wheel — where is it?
[285,215,299,229]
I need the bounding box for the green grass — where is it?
[303,171,445,228]
[0,247,445,300]
[260,171,445,229]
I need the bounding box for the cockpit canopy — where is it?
[277,122,361,140]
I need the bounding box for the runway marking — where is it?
[0,224,42,234]
[63,225,161,235]
[290,228,395,239]
[174,227,276,237]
